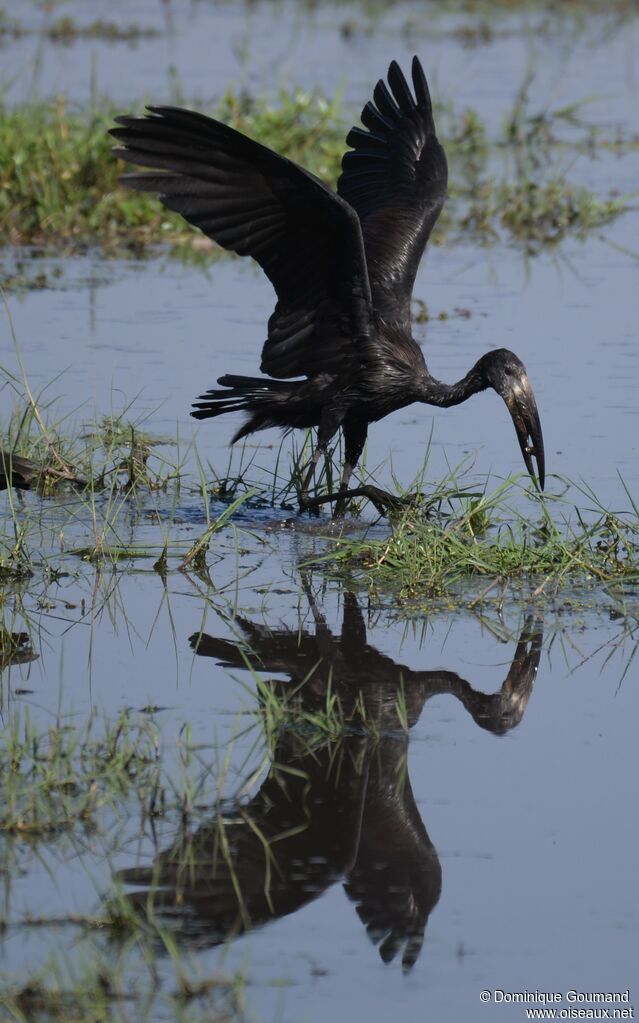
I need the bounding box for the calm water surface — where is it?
[1,3,638,1022]
[1,564,637,1022]
[4,228,638,503]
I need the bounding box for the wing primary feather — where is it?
[337,57,447,331]
[360,102,395,134]
[411,56,433,116]
[345,126,388,151]
[387,60,416,116]
[372,79,400,121]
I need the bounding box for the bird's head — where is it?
[477,348,545,490]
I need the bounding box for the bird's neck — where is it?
[418,362,487,408]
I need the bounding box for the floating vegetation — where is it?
[460,178,625,251]
[0,398,175,498]
[0,712,232,1020]
[0,365,270,581]
[0,627,37,669]
[1,967,243,1023]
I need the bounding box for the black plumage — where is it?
[111,57,545,515]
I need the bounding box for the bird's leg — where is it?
[297,411,342,514]
[299,418,422,518]
[331,469,354,519]
[326,419,424,517]
[297,445,325,515]
[301,485,425,518]
[300,419,378,518]
[332,420,368,518]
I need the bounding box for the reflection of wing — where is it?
[338,57,448,332]
[118,738,370,947]
[111,110,373,379]
[119,827,342,944]
[343,743,441,972]
[189,616,323,677]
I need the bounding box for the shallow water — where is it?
[4,226,639,504]
[2,0,638,133]
[1,565,637,1021]
[2,2,638,502]
[1,2,639,1021]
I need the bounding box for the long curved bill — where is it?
[505,380,545,490]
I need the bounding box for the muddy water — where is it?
[1,2,639,1021]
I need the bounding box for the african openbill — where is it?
[111,57,545,516]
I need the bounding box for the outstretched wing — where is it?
[338,57,448,332]
[110,107,373,379]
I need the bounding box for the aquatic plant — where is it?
[0,78,631,259]
[311,473,639,605]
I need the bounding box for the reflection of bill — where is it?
[118,585,542,972]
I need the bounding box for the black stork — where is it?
[110,57,545,517]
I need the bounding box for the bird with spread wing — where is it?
[111,57,544,516]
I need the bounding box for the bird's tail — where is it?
[191,375,300,442]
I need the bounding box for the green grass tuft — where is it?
[310,476,639,602]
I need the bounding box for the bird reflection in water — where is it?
[117,586,542,971]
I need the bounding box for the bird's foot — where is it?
[297,486,426,519]
[357,487,426,517]
[384,490,426,512]
[297,493,322,517]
